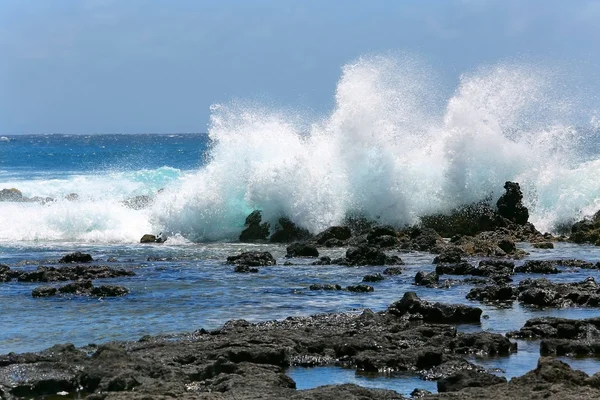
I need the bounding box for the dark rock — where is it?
[13,265,134,283]
[234,265,259,273]
[420,199,499,237]
[389,292,482,323]
[570,210,600,245]
[369,235,400,248]
[435,262,475,276]
[517,277,600,308]
[31,286,58,297]
[399,227,445,252]
[345,245,396,266]
[432,246,464,264]
[59,252,93,263]
[507,316,600,341]
[239,210,270,242]
[270,217,312,243]
[477,260,515,276]
[415,271,439,286]
[382,267,403,275]
[309,284,342,291]
[226,251,276,267]
[323,238,347,247]
[58,280,94,294]
[311,256,331,265]
[515,260,561,274]
[346,284,374,293]
[313,226,352,245]
[466,285,518,303]
[346,284,375,293]
[437,369,506,392]
[362,274,384,283]
[533,242,554,249]
[286,242,319,258]
[410,388,432,397]
[90,285,129,297]
[496,181,529,225]
[366,226,400,248]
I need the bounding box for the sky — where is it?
[1,0,600,134]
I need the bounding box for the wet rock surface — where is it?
[59,252,93,263]
[226,251,276,267]
[32,280,129,298]
[335,244,402,266]
[517,277,600,307]
[569,209,600,245]
[286,242,319,258]
[0,265,135,283]
[0,296,518,399]
[388,292,482,323]
[425,358,600,400]
[239,210,270,242]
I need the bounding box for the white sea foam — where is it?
[2,55,599,243]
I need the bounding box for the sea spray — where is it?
[153,56,600,240]
[1,56,599,243]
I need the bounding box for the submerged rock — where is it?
[234,265,259,273]
[346,284,374,293]
[32,280,129,298]
[13,265,134,283]
[362,273,385,283]
[226,251,276,267]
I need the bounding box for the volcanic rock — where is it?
[239,210,270,242]
[226,251,276,267]
[59,252,93,263]
[286,242,319,258]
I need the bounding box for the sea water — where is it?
[1,56,600,395]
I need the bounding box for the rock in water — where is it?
[389,292,482,323]
[269,217,311,243]
[286,242,319,258]
[59,252,93,263]
[239,210,270,242]
[496,181,529,225]
[226,251,276,266]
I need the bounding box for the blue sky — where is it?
[1,0,599,134]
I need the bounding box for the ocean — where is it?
[2,57,600,395]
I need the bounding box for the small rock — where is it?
[59,252,93,263]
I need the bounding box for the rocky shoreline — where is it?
[1,295,600,399]
[2,181,600,399]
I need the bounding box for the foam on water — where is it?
[2,55,600,243]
